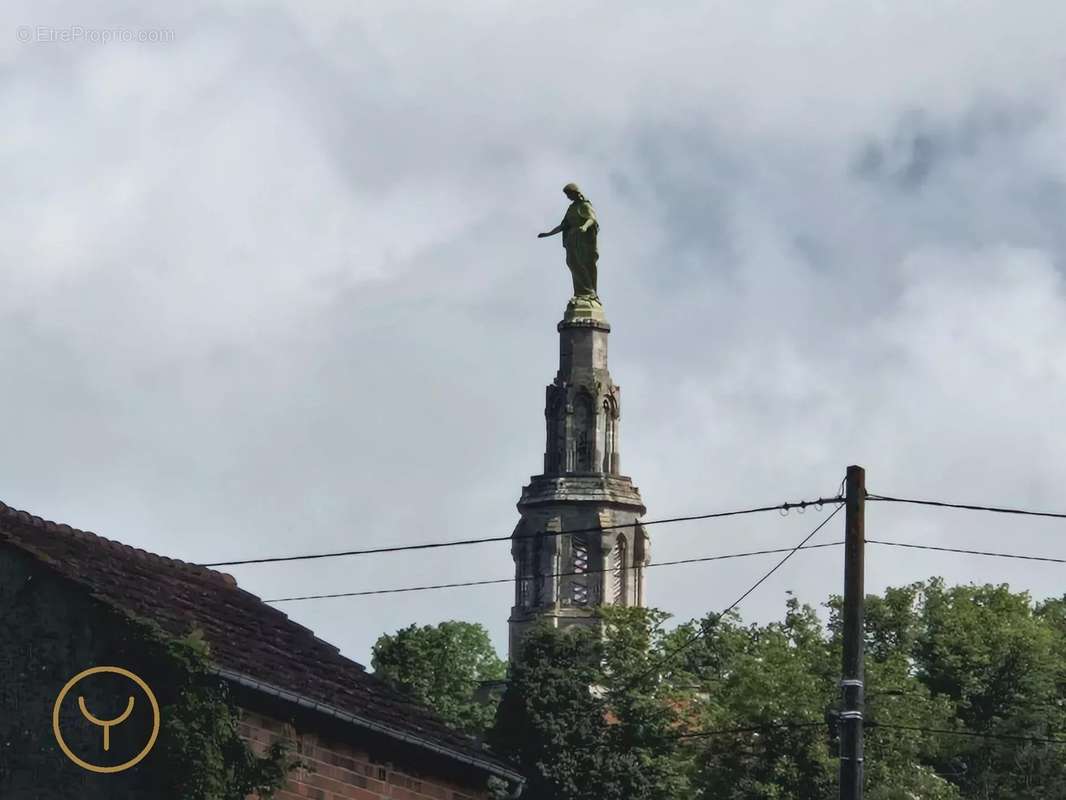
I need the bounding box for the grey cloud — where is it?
[851,100,1046,191]
[3,1,1066,665]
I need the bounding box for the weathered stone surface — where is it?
[508,308,651,660]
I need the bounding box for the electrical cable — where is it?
[633,502,844,682]
[868,722,1066,746]
[264,540,845,603]
[866,494,1066,521]
[570,717,1066,752]
[868,539,1066,564]
[674,720,824,741]
[201,496,842,568]
[672,721,1066,746]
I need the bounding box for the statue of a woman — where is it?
[537,183,600,306]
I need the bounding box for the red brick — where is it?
[236,708,498,800]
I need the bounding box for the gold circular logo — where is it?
[52,666,161,773]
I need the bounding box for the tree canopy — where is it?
[370,620,506,734]
[485,580,1066,800]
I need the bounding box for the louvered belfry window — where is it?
[612,535,627,604]
[571,536,589,604]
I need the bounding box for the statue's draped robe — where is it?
[560,199,599,299]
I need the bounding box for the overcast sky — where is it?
[4,1,1066,666]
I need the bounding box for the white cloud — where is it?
[3,1,1065,664]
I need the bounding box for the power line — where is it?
[866,493,1066,521]
[868,722,1066,746]
[719,504,843,618]
[201,496,843,568]
[675,721,824,741]
[677,721,1066,746]
[563,719,828,752]
[583,719,1066,751]
[869,539,1066,564]
[264,540,846,603]
[635,502,845,682]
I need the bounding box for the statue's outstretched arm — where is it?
[537,222,565,238]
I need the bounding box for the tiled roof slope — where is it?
[0,500,515,776]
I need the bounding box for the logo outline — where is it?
[52,666,161,773]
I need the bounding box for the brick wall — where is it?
[0,545,514,800]
[239,708,487,800]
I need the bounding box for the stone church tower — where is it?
[508,306,650,658]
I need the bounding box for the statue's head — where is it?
[563,182,584,201]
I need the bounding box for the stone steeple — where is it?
[508,306,650,659]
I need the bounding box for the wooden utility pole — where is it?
[840,465,866,800]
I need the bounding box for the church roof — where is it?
[0,499,521,782]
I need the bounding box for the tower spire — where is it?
[508,305,650,659]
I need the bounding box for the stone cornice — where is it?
[557,316,611,333]
[518,474,646,513]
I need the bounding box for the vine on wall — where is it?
[130,619,298,800]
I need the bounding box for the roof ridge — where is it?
[0,501,353,671]
[0,499,350,665]
[0,499,239,587]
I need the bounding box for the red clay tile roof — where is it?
[0,500,517,778]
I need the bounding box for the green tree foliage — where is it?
[597,607,690,798]
[484,581,1064,800]
[668,598,839,799]
[912,580,1066,799]
[149,629,295,800]
[850,586,962,800]
[371,620,506,734]
[122,620,296,800]
[488,609,687,800]
[489,623,614,800]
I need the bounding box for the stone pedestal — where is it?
[508,307,650,660]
